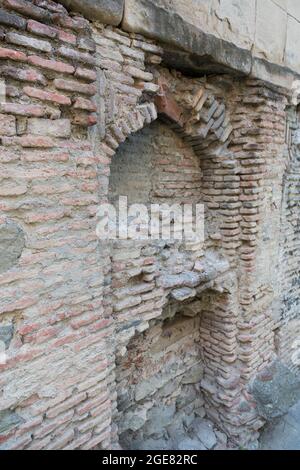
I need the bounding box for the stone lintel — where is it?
[57,0,124,26]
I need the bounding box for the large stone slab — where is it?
[122,0,252,76]
[57,1,124,26]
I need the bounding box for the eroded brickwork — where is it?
[0,0,299,451]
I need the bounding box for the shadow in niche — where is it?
[116,299,217,451]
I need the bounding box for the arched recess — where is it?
[99,84,254,448]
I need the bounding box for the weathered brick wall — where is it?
[277,107,300,373]
[0,0,299,451]
[0,0,111,450]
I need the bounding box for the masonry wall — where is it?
[0,0,299,451]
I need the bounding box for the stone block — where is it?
[27,118,71,138]
[285,15,300,72]
[0,220,25,273]
[0,410,24,434]
[214,0,256,50]
[254,0,287,64]
[251,360,300,420]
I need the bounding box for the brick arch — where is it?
[102,82,233,159]
[154,82,233,152]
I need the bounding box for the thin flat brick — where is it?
[4,0,51,22]
[28,55,74,74]
[46,393,87,419]
[0,46,27,62]
[0,102,46,117]
[6,32,52,53]
[27,20,57,39]
[0,65,47,85]
[23,86,71,106]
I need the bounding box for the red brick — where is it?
[0,46,27,62]
[23,86,71,106]
[1,102,46,117]
[76,394,109,416]
[27,19,57,39]
[0,10,26,30]
[54,78,96,96]
[28,55,74,74]
[57,29,76,45]
[53,14,88,33]
[19,135,55,148]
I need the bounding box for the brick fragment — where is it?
[0,102,46,117]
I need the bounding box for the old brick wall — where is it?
[0,0,112,450]
[0,0,299,451]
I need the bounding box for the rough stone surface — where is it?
[260,400,300,450]
[0,221,25,273]
[190,419,217,449]
[251,361,300,420]
[0,325,14,349]
[0,410,24,434]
